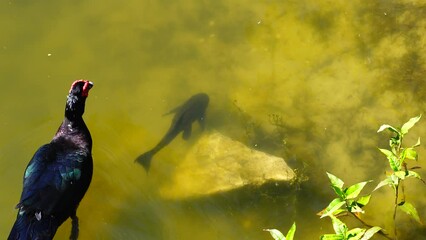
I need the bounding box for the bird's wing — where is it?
[17,143,87,215]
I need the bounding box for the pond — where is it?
[1,1,425,239]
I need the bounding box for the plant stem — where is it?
[393,182,399,240]
[392,133,403,240]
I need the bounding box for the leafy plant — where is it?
[318,172,372,219]
[264,222,296,240]
[320,216,382,240]
[318,173,382,240]
[375,115,424,238]
[267,115,424,239]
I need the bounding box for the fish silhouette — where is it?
[136,93,209,172]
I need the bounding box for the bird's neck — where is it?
[61,117,86,132]
[62,98,88,138]
[53,117,92,148]
[54,93,92,148]
[65,94,86,121]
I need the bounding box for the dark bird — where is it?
[136,93,209,172]
[8,80,94,240]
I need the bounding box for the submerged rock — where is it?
[160,131,296,199]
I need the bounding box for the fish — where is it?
[136,93,209,172]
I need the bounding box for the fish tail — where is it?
[8,212,58,240]
[135,151,155,172]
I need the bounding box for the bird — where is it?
[8,80,94,240]
[136,93,209,172]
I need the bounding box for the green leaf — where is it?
[379,148,399,171]
[360,226,382,240]
[264,229,285,240]
[404,148,418,160]
[373,177,393,191]
[320,198,346,218]
[330,186,345,199]
[389,136,401,149]
[378,148,394,158]
[346,228,366,240]
[401,115,421,135]
[320,234,345,240]
[413,137,421,147]
[390,174,400,186]
[394,171,407,180]
[327,172,345,190]
[399,202,422,224]
[285,222,296,240]
[406,171,423,182]
[349,204,364,214]
[377,124,400,134]
[331,216,348,236]
[394,170,423,182]
[356,195,371,207]
[333,208,347,216]
[345,181,371,199]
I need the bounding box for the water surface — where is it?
[1,1,426,239]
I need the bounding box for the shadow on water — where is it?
[109,180,332,240]
[354,2,426,99]
[102,94,371,239]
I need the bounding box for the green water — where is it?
[1,0,426,239]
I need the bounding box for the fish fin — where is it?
[182,124,192,140]
[198,116,206,131]
[135,151,154,172]
[163,105,182,116]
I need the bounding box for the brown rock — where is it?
[160,131,296,199]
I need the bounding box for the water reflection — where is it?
[1,0,425,239]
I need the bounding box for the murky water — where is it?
[1,1,426,239]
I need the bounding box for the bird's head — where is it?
[69,80,94,97]
[66,80,94,120]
